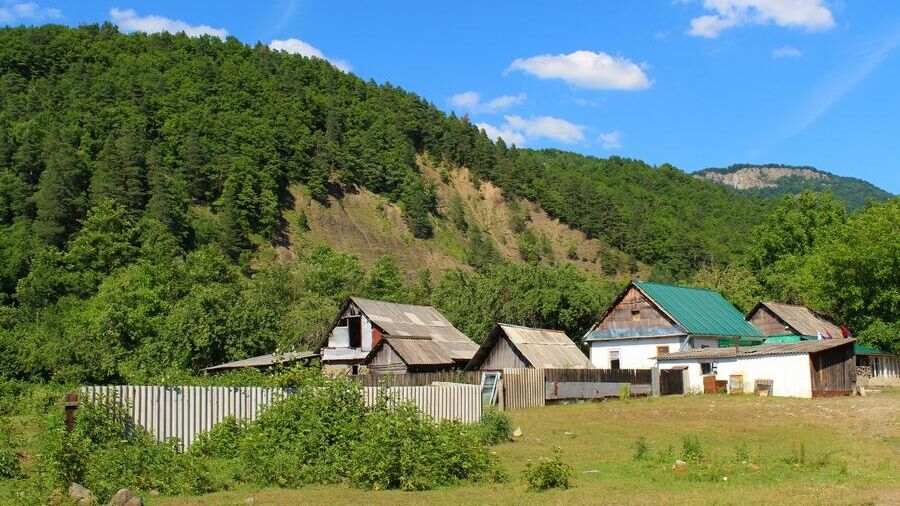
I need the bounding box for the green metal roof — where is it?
[763,334,814,343]
[854,343,890,355]
[633,281,765,338]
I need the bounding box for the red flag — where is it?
[840,325,852,339]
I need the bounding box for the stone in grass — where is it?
[68,483,96,505]
[512,427,523,438]
[672,459,687,474]
[109,488,143,506]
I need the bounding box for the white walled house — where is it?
[656,339,856,398]
[319,297,478,374]
[583,281,765,370]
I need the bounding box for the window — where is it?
[631,310,641,321]
[656,345,669,356]
[701,362,712,375]
[346,316,362,348]
[350,364,359,376]
[609,350,620,370]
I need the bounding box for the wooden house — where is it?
[748,301,899,381]
[365,336,458,374]
[656,339,856,398]
[466,324,594,371]
[583,281,765,370]
[319,297,478,374]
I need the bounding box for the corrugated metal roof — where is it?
[381,336,456,366]
[351,297,479,361]
[657,338,854,361]
[855,343,892,355]
[203,351,319,372]
[757,302,843,338]
[634,281,764,338]
[467,324,594,370]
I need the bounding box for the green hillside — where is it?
[696,163,893,210]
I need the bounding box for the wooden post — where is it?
[64,392,79,432]
[651,367,661,396]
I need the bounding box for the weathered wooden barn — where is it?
[656,339,856,398]
[466,324,594,370]
[365,336,458,374]
[583,281,765,370]
[319,297,478,374]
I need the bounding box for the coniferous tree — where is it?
[31,132,87,246]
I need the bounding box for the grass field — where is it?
[142,392,900,506]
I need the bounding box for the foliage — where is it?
[523,447,573,491]
[473,408,513,445]
[690,263,764,313]
[680,434,704,463]
[189,416,247,459]
[633,436,651,462]
[0,423,19,479]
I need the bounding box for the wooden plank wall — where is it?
[353,370,482,387]
[595,287,677,335]
[748,306,789,336]
[811,343,855,395]
[544,368,652,385]
[81,383,482,451]
[502,368,545,409]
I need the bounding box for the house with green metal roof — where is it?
[583,280,764,370]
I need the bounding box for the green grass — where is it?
[3,394,898,505]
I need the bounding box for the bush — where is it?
[633,436,651,462]
[189,416,247,459]
[36,398,219,502]
[0,424,20,478]
[524,447,573,491]
[681,434,704,463]
[473,408,512,445]
[238,375,365,486]
[350,398,504,490]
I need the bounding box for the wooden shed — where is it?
[365,336,458,374]
[656,339,856,398]
[466,324,594,371]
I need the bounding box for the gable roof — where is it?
[203,351,319,372]
[373,336,456,367]
[467,324,594,370]
[751,301,843,338]
[326,297,478,361]
[657,338,854,361]
[632,281,764,338]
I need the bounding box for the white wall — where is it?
[591,337,684,369]
[659,354,813,398]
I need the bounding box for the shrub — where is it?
[189,416,247,459]
[524,447,573,491]
[238,375,365,486]
[474,408,512,445]
[350,399,504,490]
[0,423,20,478]
[619,383,631,400]
[633,436,651,462]
[681,435,704,464]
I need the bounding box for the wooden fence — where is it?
[543,368,652,385]
[81,383,481,450]
[353,370,483,387]
[502,368,545,409]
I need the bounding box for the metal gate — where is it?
[660,368,685,395]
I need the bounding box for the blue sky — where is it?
[4,1,899,193]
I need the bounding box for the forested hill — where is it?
[695,164,892,210]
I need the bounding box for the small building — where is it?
[365,336,458,374]
[583,281,765,370]
[203,351,319,374]
[319,297,478,374]
[656,339,856,398]
[466,324,594,371]
[748,301,899,381]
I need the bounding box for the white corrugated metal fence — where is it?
[81,383,482,450]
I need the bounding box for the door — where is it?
[660,368,684,395]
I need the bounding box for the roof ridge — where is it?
[498,323,566,333]
[350,296,436,310]
[634,279,717,293]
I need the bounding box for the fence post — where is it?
[651,367,661,397]
[64,391,79,432]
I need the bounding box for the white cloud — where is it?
[507,50,651,90]
[599,130,623,150]
[0,2,61,23]
[772,45,803,58]
[476,122,526,146]
[687,0,835,38]
[506,115,586,143]
[574,98,601,107]
[269,38,351,72]
[110,8,228,38]
[450,91,526,114]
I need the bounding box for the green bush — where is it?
[350,399,504,490]
[189,416,247,459]
[36,398,219,502]
[0,380,67,416]
[524,447,573,491]
[0,424,20,478]
[238,376,365,486]
[681,434,704,463]
[473,408,512,445]
[633,436,651,461]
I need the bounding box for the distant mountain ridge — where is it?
[694,164,893,210]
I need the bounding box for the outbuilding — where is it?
[466,324,594,370]
[365,336,458,374]
[656,339,856,398]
